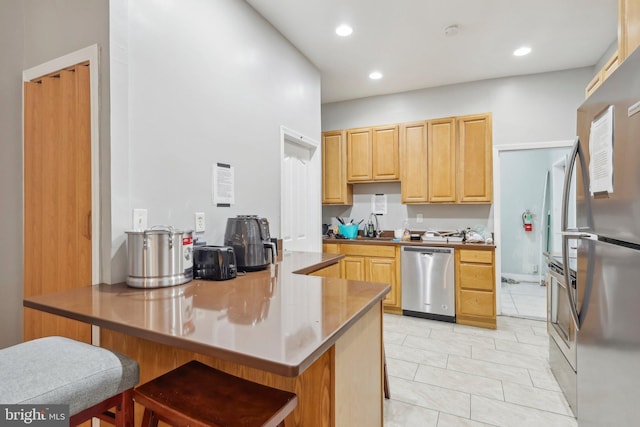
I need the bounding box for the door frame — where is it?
[493,139,573,315]
[22,44,101,286]
[279,126,321,252]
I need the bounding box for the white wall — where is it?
[109,0,321,282]
[321,68,594,233]
[0,2,25,348]
[0,0,110,348]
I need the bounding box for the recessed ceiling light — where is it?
[369,71,383,80]
[513,46,532,56]
[335,25,353,37]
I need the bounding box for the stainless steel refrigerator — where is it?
[562,47,640,426]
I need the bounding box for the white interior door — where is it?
[280,127,321,253]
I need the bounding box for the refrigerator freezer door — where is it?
[576,47,640,245]
[578,239,640,426]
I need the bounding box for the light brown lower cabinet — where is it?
[455,248,496,329]
[324,244,401,314]
[322,243,497,324]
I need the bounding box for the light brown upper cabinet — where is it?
[587,0,639,98]
[586,51,620,98]
[400,121,428,203]
[347,125,399,182]
[322,130,352,205]
[457,113,493,203]
[372,125,399,180]
[619,0,640,61]
[346,127,372,181]
[428,118,457,203]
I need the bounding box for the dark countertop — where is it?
[23,251,389,377]
[322,236,495,250]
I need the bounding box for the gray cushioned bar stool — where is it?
[0,336,140,427]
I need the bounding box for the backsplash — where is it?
[322,182,493,234]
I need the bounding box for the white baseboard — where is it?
[501,272,541,283]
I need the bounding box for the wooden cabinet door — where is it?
[372,125,399,180]
[341,256,366,281]
[628,0,640,58]
[619,0,640,60]
[428,118,456,202]
[322,131,352,205]
[347,128,372,181]
[400,121,428,203]
[366,257,398,307]
[457,114,492,203]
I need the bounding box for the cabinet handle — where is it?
[87,211,92,240]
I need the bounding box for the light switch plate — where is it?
[195,212,205,232]
[416,213,423,223]
[133,209,148,231]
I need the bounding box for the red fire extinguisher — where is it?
[522,210,533,232]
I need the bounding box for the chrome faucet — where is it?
[369,213,381,238]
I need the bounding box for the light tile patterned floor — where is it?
[383,314,576,427]
[500,282,546,320]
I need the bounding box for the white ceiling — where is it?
[245,0,618,103]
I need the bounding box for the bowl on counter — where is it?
[338,224,359,239]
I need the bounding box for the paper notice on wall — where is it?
[213,163,234,205]
[589,105,614,195]
[371,194,387,215]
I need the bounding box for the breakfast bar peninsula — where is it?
[23,252,389,427]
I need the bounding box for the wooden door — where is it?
[428,118,456,202]
[346,127,372,181]
[322,131,352,205]
[457,114,493,203]
[372,125,399,180]
[23,64,92,343]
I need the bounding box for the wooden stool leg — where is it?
[141,408,159,427]
[115,389,135,427]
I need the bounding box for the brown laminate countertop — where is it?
[24,251,389,377]
[322,236,495,249]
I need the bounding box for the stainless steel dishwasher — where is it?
[401,246,455,322]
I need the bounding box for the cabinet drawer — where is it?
[323,243,340,254]
[340,244,396,258]
[458,249,493,264]
[458,289,495,317]
[458,263,494,291]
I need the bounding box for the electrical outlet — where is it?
[532,264,539,274]
[195,212,205,232]
[133,209,147,231]
[416,213,423,223]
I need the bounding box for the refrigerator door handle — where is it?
[562,233,595,331]
[561,136,593,331]
[562,233,581,330]
[561,136,592,233]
